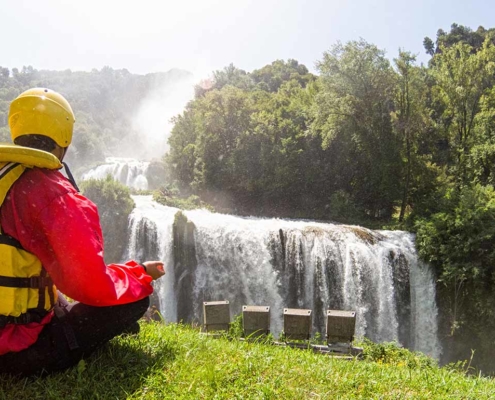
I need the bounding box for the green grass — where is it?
[1,322,494,399]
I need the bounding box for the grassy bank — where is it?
[1,322,494,399]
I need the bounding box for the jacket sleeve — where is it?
[29,191,154,306]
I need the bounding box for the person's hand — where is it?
[142,261,165,280]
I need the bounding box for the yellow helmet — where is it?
[8,88,75,148]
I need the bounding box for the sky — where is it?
[2,0,495,80]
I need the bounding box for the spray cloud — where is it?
[131,69,195,160]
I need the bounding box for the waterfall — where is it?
[82,157,150,190]
[125,196,441,359]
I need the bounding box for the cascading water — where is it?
[82,157,150,190]
[126,195,441,359]
[126,196,178,322]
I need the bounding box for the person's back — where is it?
[0,88,165,376]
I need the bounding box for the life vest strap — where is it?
[0,234,23,249]
[0,310,48,327]
[0,162,20,179]
[0,275,54,289]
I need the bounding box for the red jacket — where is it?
[0,167,153,354]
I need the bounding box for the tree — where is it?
[424,23,494,56]
[168,84,256,209]
[167,61,322,218]
[313,40,401,219]
[251,59,315,92]
[166,103,201,192]
[430,39,495,185]
[423,37,435,56]
[0,67,9,79]
[392,51,432,221]
[194,64,254,97]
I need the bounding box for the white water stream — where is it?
[126,196,178,322]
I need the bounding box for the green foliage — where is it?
[392,51,434,222]
[361,338,437,369]
[251,59,315,92]
[81,176,135,263]
[432,40,495,178]
[153,185,214,211]
[313,39,401,220]
[194,60,315,98]
[424,23,495,56]
[415,184,495,282]
[228,313,244,339]
[469,143,495,185]
[415,184,495,373]
[208,64,254,93]
[327,190,366,224]
[166,37,495,233]
[168,67,327,218]
[2,322,495,399]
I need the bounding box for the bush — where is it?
[415,184,495,282]
[361,338,437,369]
[153,185,214,211]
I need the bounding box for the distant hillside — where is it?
[0,66,193,171]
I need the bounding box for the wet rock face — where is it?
[145,161,168,190]
[390,250,411,348]
[124,217,161,315]
[129,218,160,262]
[173,211,197,323]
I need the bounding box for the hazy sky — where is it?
[2,0,495,79]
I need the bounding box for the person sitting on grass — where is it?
[0,88,165,376]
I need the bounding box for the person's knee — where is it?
[127,296,150,321]
[138,296,150,314]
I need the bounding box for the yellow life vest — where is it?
[0,143,61,327]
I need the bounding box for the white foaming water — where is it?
[126,196,178,322]
[399,232,442,359]
[126,198,441,359]
[184,209,286,334]
[82,157,150,190]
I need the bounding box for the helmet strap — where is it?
[62,162,80,192]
